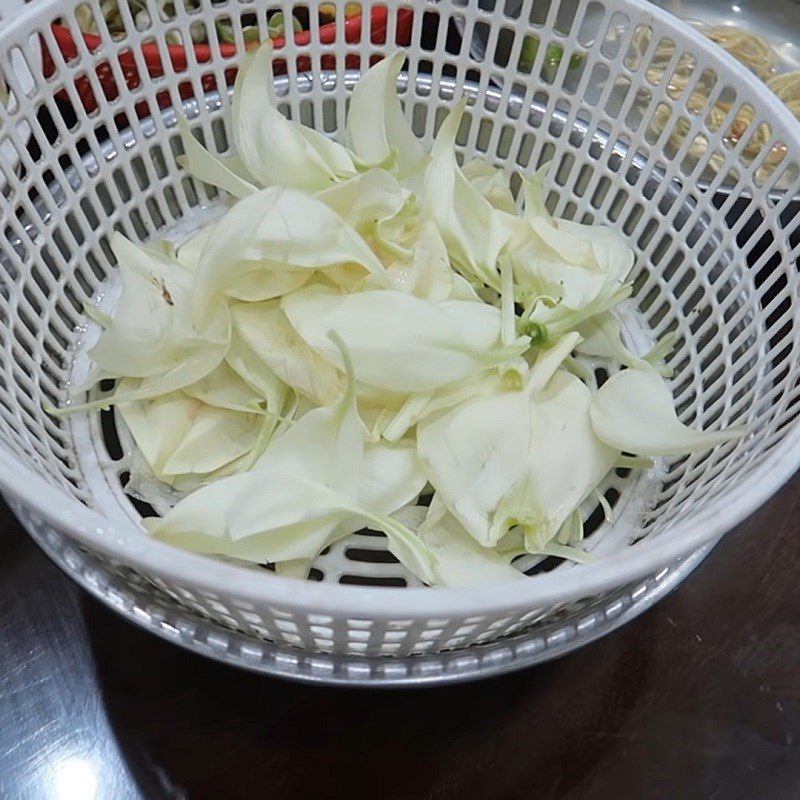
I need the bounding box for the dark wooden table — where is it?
[2,473,800,800]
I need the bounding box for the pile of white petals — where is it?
[63,43,744,586]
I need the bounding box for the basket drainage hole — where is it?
[522,555,565,576]
[339,575,407,587]
[100,407,123,461]
[345,547,399,564]
[583,504,605,537]
[118,471,160,519]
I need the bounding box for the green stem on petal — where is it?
[499,257,516,348]
[644,330,680,376]
[616,454,655,470]
[538,542,593,563]
[562,355,592,382]
[594,489,614,524]
[545,284,634,340]
[382,393,432,443]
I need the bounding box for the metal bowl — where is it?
[465,0,800,72]
[653,0,800,73]
[461,0,800,203]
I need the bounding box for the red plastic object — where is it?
[42,7,413,114]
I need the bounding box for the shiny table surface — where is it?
[3,475,800,800]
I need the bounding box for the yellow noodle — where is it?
[767,71,800,120]
[696,24,776,80]
[629,22,799,180]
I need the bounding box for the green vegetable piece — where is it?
[268,12,302,39]
[518,34,583,71]
[243,26,261,44]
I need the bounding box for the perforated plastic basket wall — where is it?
[0,0,799,660]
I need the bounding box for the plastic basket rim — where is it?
[0,0,799,618]
[21,510,716,683]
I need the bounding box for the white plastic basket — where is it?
[1,0,800,662]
